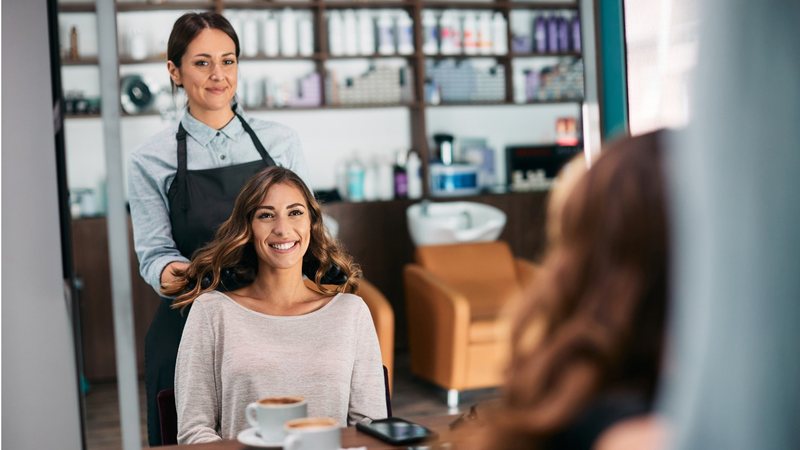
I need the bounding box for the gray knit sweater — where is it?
[174,291,387,444]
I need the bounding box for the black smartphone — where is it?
[356,417,437,445]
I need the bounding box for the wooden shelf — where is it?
[425,53,507,59]
[421,1,578,10]
[326,54,416,60]
[323,1,414,9]
[61,57,99,66]
[240,54,325,61]
[511,51,582,58]
[223,1,319,9]
[65,113,102,119]
[58,3,96,13]
[116,1,214,12]
[427,99,581,107]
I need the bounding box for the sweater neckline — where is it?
[216,291,343,320]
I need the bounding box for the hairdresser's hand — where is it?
[161,261,190,287]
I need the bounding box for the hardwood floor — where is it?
[82,353,501,449]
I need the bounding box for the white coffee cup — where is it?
[245,396,307,443]
[283,417,341,450]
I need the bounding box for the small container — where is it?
[280,8,298,56]
[406,150,423,199]
[393,150,408,199]
[346,156,366,202]
[422,10,438,55]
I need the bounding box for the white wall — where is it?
[2,0,84,449]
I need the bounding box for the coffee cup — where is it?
[283,417,341,450]
[245,396,307,443]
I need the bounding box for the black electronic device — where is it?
[505,144,582,182]
[356,417,436,445]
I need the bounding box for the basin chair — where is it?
[404,241,538,408]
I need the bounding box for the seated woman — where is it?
[483,131,670,450]
[164,166,387,444]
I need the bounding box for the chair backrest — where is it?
[156,388,178,446]
[158,366,392,444]
[415,241,518,286]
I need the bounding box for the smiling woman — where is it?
[162,166,387,444]
[126,12,313,446]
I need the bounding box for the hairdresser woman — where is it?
[127,12,310,445]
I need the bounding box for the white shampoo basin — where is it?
[407,201,507,246]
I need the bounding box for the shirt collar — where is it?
[180,105,247,146]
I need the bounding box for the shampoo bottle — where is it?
[492,12,508,54]
[280,8,298,56]
[406,150,423,199]
[329,11,344,56]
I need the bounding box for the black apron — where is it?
[144,112,275,446]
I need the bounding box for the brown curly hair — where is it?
[162,166,361,308]
[487,131,670,449]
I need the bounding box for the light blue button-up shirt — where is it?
[128,107,311,294]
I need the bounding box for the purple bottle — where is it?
[557,14,570,52]
[534,15,547,53]
[571,15,582,52]
[547,14,559,53]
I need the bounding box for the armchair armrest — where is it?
[356,279,395,391]
[404,264,471,389]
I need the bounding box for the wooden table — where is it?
[157,415,480,449]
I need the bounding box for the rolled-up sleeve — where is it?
[348,302,388,424]
[128,151,188,294]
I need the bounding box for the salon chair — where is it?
[404,241,538,408]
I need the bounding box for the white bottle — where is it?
[328,11,344,56]
[450,10,462,54]
[263,12,279,56]
[343,9,359,56]
[439,11,455,55]
[279,8,298,57]
[363,158,378,201]
[377,156,395,201]
[422,10,438,55]
[377,10,395,55]
[462,11,478,55]
[298,13,314,56]
[358,10,375,55]
[242,17,259,57]
[397,11,414,55]
[492,12,508,54]
[514,71,526,103]
[479,12,493,55]
[406,150,422,199]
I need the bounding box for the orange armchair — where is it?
[356,279,395,393]
[404,241,538,407]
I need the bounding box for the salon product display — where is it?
[240,72,322,108]
[513,58,584,103]
[328,9,414,56]
[422,10,508,55]
[425,59,505,103]
[228,9,315,57]
[326,65,414,105]
[511,10,581,54]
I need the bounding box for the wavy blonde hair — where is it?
[162,166,361,308]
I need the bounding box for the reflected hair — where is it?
[162,166,361,308]
[486,131,670,449]
[166,12,239,91]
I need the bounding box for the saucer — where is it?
[236,427,283,448]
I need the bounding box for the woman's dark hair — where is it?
[162,166,362,308]
[486,131,670,449]
[167,12,240,90]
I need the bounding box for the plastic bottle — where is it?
[377,10,395,55]
[557,12,570,52]
[328,11,344,56]
[439,11,455,55]
[346,155,366,202]
[406,150,422,199]
[263,13,280,57]
[533,14,547,53]
[358,10,375,55]
[450,10,462,54]
[393,150,408,199]
[422,10,438,55]
[242,17,259,57]
[298,13,314,56]
[280,8,298,56]
[479,12,493,55]
[492,12,508,54]
[547,14,559,53]
[462,11,478,55]
[397,11,414,55]
[343,9,359,56]
[570,14,582,52]
[363,157,378,201]
[514,71,526,103]
[377,156,395,200]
